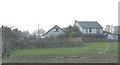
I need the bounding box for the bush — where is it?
[69,32,80,38]
[56,34,67,38]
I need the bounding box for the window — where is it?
[86,29,88,33]
[54,28,59,32]
[89,29,91,33]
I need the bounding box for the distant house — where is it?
[42,25,66,38]
[73,20,103,34]
[106,26,120,40]
[107,34,118,40]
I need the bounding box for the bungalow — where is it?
[73,20,103,34]
[107,33,118,40]
[42,25,66,38]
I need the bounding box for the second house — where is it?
[42,25,66,38]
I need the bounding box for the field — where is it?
[2,42,118,63]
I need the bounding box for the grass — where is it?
[3,42,118,63]
[10,42,118,57]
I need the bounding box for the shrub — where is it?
[69,32,80,38]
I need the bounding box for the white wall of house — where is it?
[108,34,118,39]
[74,23,83,32]
[81,28,103,34]
[91,29,96,33]
[82,29,86,33]
[43,28,65,38]
[100,29,103,33]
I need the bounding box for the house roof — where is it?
[42,25,66,36]
[76,21,103,29]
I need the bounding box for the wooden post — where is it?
[18,45,19,50]
[41,45,42,48]
[109,39,113,53]
[63,45,65,48]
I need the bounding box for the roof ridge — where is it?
[77,21,97,22]
[42,25,65,36]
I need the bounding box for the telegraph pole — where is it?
[0,26,2,63]
[38,24,40,38]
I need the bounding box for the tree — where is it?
[2,25,24,57]
[69,32,80,38]
[32,29,45,35]
[105,25,114,33]
[65,25,82,38]
[22,30,30,36]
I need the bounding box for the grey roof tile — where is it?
[77,21,103,29]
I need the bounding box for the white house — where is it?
[73,20,103,34]
[42,25,66,38]
[107,34,118,40]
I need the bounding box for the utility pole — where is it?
[38,24,40,38]
[0,26,2,63]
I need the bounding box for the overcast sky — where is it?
[0,0,119,33]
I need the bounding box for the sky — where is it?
[0,0,119,33]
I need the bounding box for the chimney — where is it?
[73,20,77,27]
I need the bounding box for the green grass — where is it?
[3,42,118,63]
[9,42,118,57]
